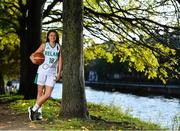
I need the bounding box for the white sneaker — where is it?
[28,106,37,121]
[37,112,43,120]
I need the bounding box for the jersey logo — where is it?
[44,51,59,56]
[42,64,49,70]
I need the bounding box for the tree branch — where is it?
[43,0,62,19]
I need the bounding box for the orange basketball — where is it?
[33,52,45,65]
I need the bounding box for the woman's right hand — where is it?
[30,54,36,64]
[30,44,45,64]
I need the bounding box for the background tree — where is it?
[60,0,89,118]
[83,0,180,84]
[18,0,46,99]
[39,0,180,83]
[0,0,20,93]
[0,0,46,98]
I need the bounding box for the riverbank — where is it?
[0,94,161,130]
[85,81,180,98]
[52,83,180,129]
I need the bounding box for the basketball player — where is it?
[29,30,62,121]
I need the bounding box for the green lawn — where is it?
[8,95,162,130]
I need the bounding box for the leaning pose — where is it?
[29,30,62,121]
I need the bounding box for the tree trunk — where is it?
[17,2,27,96]
[60,0,89,118]
[0,72,5,94]
[18,0,44,99]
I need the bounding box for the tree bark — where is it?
[0,72,5,94]
[18,0,45,99]
[60,0,89,118]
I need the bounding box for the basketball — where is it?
[33,52,45,65]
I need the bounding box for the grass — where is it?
[0,94,23,103]
[7,95,162,130]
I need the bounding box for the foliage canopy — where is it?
[0,0,180,83]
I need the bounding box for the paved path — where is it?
[0,103,44,130]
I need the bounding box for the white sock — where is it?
[32,103,40,112]
[38,106,42,113]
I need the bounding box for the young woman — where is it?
[29,30,62,121]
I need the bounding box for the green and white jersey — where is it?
[37,42,60,76]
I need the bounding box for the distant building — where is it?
[88,71,98,82]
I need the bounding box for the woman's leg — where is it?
[37,85,44,100]
[36,85,53,106]
[36,85,44,119]
[31,85,44,111]
[29,86,53,121]
[28,74,55,121]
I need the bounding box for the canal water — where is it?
[51,83,180,129]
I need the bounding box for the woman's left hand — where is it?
[56,73,62,81]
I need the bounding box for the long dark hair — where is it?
[46,30,59,43]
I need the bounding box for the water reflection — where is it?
[51,83,180,129]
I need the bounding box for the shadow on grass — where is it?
[90,115,142,130]
[0,94,23,104]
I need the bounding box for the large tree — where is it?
[18,0,46,99]
[60,0,89,118]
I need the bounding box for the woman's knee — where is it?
[37,91,43,98]
[44,93,51,99]
[44,86,53,98]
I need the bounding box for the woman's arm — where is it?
[56,47,62,81]
[30,44,45,63]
